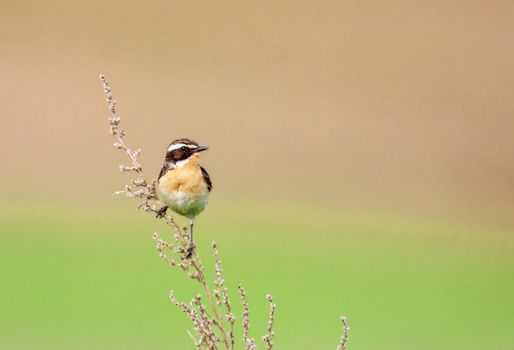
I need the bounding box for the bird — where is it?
[155,138,212,258]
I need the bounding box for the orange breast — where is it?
[159,155,208,198]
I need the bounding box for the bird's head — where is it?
[165,138,209,164]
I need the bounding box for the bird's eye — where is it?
[180,146,187,151]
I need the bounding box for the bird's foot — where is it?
[186,244,195,259]
[156,206,168,218]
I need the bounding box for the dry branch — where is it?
[99,74,349,349]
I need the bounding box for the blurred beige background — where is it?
[1,1,513,229]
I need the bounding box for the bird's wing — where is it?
[200,166,213,192]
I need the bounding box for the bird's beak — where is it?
[195,145,209,153]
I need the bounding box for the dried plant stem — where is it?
[99,73,159,214]
[191,259,231,349]
[262,295,276,349]
[224,287,236,349]
[99,73,349,349]
[99,73,228,348]
[336,316,350,350]
[213,242,236,349]
[238,285,257,350]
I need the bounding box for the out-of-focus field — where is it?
[1,204,512,350]
[1,1,514,349]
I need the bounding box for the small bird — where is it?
[156,138,212,258]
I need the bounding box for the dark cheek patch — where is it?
[166,149,191,162]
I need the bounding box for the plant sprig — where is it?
[99,74,349,349]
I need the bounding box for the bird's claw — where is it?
[156,206,167,218]
[186,244,195,259]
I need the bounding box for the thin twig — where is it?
[336,316,350,350]
[261,295,276,349]
[213,242,236,349]
[191,258,231,349]
[238,284,257,350]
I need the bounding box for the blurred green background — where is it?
[1,1,513,349]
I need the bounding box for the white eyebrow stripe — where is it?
[167,143,197,152]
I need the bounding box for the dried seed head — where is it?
[336,316,350,350]
[262,294,277,349]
